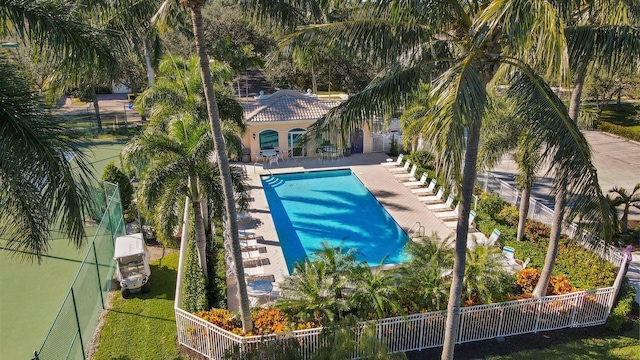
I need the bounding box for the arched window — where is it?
[259,130,279,150]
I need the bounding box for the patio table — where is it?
[247,280,273,297]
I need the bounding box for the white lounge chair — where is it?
[239,229,256,239]
[244,264,265,278]
[388,159,411,173]
[404,173,428,188]
[411,179,437,195]
[394,164,418,179]
[434,204,459,221]
[467,228,500,248]
[443,210,476,228]
[427,195,455,212]
[419,188,444,204]
[381,153,404,167]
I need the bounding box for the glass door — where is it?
[288,129,306,158]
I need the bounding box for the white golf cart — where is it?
[114,233,151,298]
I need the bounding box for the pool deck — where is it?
[227,153,455,311]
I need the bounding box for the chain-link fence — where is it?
[33,182,124,360]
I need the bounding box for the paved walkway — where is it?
[490,130,640,302]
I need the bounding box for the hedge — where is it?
[599,122,640,142]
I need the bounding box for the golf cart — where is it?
[114,233,151,298]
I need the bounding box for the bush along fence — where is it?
[32,182,124,360]
[174,173,629,359]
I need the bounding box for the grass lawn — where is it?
[595,102,640,136]
[92,252,186,360]
[483,323,640,360]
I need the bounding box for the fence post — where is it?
[93,244,105,309]
[534,298,542,333]
[70,288,86,360]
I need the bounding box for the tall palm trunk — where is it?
[569,61,588,125]
[144,39,155,87]
[533,184,567,297]
[91,84,102,133]
[517,187,531,241]
[441,119,481,360]
[187,3,253,333]
[190,177,209,281]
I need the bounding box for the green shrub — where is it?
[606,282,637,332]
[208,223,227,308]
[102,161,134,213]
[408,150,435,169]
[477,218,500,237]
[497,205,519,226]
[524,220,551,243]
[389,134,399,156]
[476,194,508,219]
[600,122,640,142]
[183,239,208,313]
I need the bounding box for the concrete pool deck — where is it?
[227,153,455,311]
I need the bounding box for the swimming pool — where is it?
[261,169,410,273]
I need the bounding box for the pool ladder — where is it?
[408,222,425,239]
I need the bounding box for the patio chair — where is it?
[404,173,428,188]
[502,246,517,264]
[269,155,279,167]
[240,238,258,247]
[434,203,459,221]
[443,210,477,228]
[394,164,418,179]
[239,229,256,239]
[468,228,501,248]
[418,187,444,204]
[411,179,437,195]
[388,159,411,173]
[426,195,455,212]
[381,153,404,167]
[253,153,265,167]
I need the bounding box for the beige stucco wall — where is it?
[243,120,373,162]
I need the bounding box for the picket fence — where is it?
[175,172,628,359]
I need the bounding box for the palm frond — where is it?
[503,59,614,239]
[424,55,487,189]
[475,0,569,84]
[565,25,640,73]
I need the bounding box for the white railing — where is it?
[476,172,624,267]
[175,286,619,359]
[175,171,628,359]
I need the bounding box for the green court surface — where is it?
[0,139,126,359]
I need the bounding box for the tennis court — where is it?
[0,139,126,359]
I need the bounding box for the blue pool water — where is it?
[261,169,410,274]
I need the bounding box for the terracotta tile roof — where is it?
[243,90,341,123]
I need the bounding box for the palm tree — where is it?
[479,99,543,242]
[561,1,640,123]
[463,245,509,305]
[278,260,350,325]
[125,55,247,273]
[396,236,454,312]
[348,260,402,319]
[609,184,640,232]
[247,1,613,357]
[122,119,249,280]
[0,55,94,261]
[179,0,253,333]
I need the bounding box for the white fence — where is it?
[175,171,628,359]
[175,286,620,359]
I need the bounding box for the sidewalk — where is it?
[490,130,640,302]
